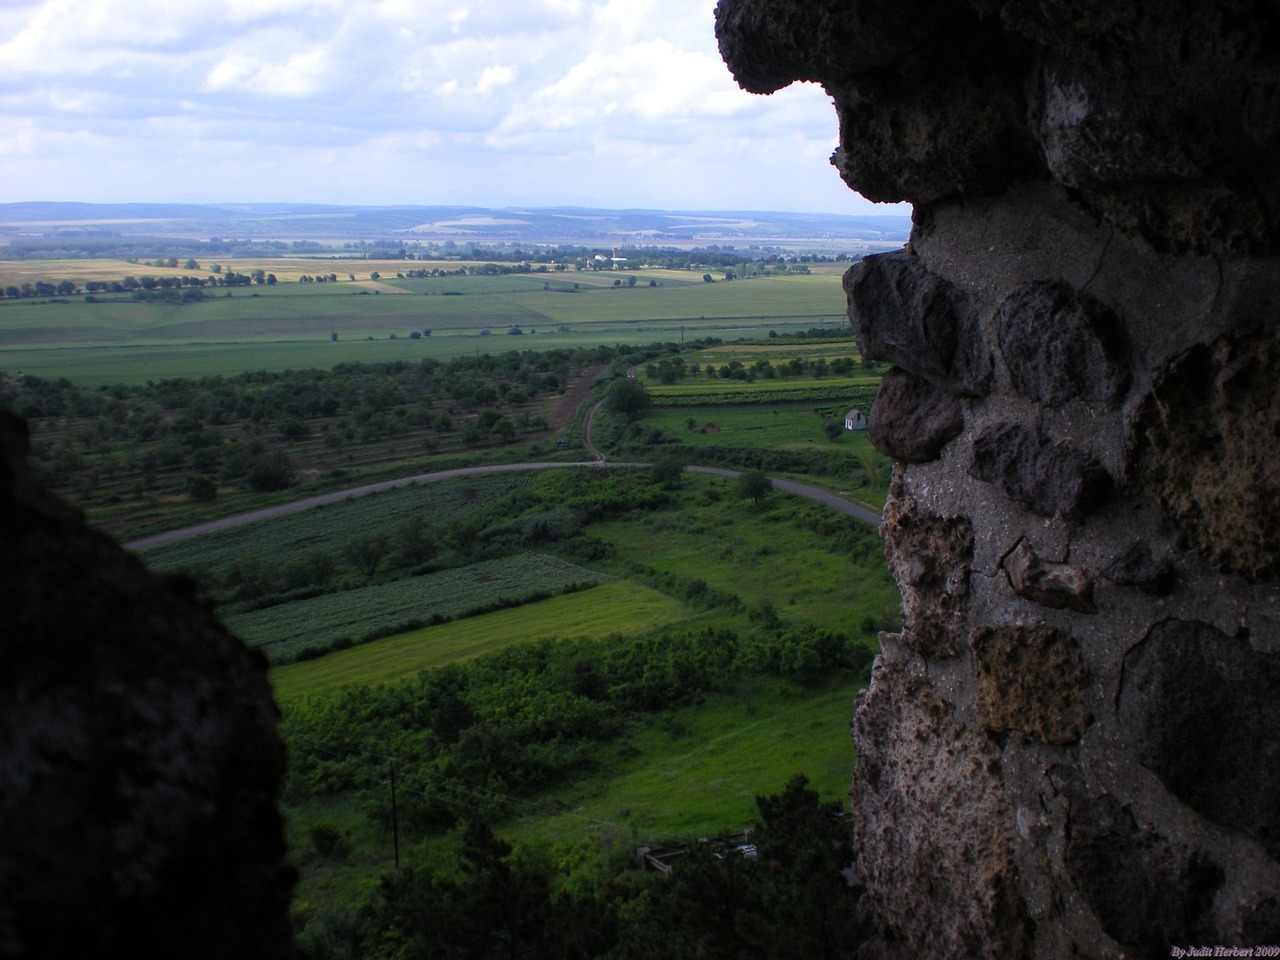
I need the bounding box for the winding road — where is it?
[125,397,882,553]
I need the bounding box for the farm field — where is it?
[266,467,892,925]
[0,262,850,384]
[270,579,692,700]
[228,553,613,664]
[142,473,533,573]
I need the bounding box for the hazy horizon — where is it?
[1,1,909,219]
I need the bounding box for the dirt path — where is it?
[125,368,883,552]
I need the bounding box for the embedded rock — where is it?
[1102,542,1176,596]
[1129,332,1280,581]
[880,493,973,658]
[1001,538,1096,613]
[1066,793,1224,957]
[846,251,991,397]
[969,422,1112,520]
[717,0,1280,955]
[0,409,294,958]
[866,367,964,463]
[971,623,1091,744]
[995,281,1130,408]
[1120,620,1280,859]
[850,660,1030,959]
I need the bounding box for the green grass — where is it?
[589,496,894,632]
[507,679,858,846]
[271,580,693,700]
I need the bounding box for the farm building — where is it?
[844,409,867,431]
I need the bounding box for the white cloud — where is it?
[203,45,331,98]
[0,0,906,214]
[475,64,516,95]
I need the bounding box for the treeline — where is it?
[4,268,275,300]
[294,773,865,960]
[644,353,873,385]
[297,775,866,960]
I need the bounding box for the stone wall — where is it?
[0,408,294,958]
[719,2,1280,957]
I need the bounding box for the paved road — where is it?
[126,396,882,552]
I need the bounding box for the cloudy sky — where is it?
[0,0,906,215]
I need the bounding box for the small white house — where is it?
[844,409,867,431]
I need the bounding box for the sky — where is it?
[0,0,907,216]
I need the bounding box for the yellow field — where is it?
[270,580,692,701]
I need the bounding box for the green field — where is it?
[142,473,533,573]
[0,266,850,383]
[271,579,692,700]
[227,553,612,663]
[508,681,858,845]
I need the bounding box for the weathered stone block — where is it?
[970,623,1091,743]
[1066,794,1223,956]
[995,280,1129,407]
[969,422,1112,519]
[851,660,1030,959]
[1129,332,1280,581]
[867,367,964,463]
[1120,619,1280,858]
[846,251,991,396]
[1102,542,1176,596]
[881,494,973,658]
[1001,538,1096,613]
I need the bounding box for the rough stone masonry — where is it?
[718,2,1280,957]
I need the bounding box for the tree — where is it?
[736,469,772,504]
[343,533,390,578]
[651,455,685,489]
[183,472,216,502]
[605,377,650,419]
[395,516,437,568]
[245,451,295,492]
[822,420,844,441]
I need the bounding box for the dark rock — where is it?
[1128,332,1280,581]
[851,660,1031,959]
[995,281,1129,407]
[0,407,294,959]
[1120,619,1280,858]
[1103,542,1176,596]
[971,623,1091,743]
[846,251,991,396]
[1001,538,1096,613]
[1243,898,1280,945]
[881,495,973,658]
[868,368,965,463]
[969,422,1112,519]
[1066,793,1224,956]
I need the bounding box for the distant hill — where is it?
[0,202,910,252]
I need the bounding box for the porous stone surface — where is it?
[0,409,294,958]
[718,0,1280,955]
[880,490,972,658]
[971,623,1091,744]
[850,660,1031,959]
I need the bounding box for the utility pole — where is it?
[389,758,400,870]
